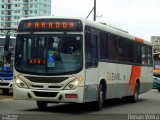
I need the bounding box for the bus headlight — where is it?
[64,76,84,90]
[14,77,28,88]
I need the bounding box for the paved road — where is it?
[0,89,160,120]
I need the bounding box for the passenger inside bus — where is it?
[43,37,62,61]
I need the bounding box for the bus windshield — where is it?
[15,34,83,75]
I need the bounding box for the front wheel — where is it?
[36,101,48,110]
[93,84,103,111]
[158,88,160,92]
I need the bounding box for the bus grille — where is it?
[25,76,68,83]
[33,91,58,97]
[0,83,9,86]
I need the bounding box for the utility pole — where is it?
[86,0,97,21]
[94,0,96,21]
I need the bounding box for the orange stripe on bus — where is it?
[126,65,141,95]
[135,37,144,43]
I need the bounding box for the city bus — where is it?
[13,17,153,111]
[152,52,160,92]
[0,36,15,94]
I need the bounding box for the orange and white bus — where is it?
[13,17,153,111]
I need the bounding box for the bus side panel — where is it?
[83,62,152,102]
[98,62,117,99]
[98,62,132,99]
[83,67,98,102]
[139,66,153,94]
[118,64,132,97]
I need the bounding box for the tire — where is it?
[94,84,103,111]
[129,82,139,103]
[158,88,160,92]
[2,89,9,95]
[36,101,48,110]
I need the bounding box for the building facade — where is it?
[151,36,160,53]
[0,0,51,36]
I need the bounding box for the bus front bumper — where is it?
[13,82,84,103]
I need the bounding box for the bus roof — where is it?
[18,16,152,46]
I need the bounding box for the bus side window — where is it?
[100,32,108,60]
[148,47,152,66]
[85,31,98,68]
[109,34,118,60]
[127,40,134,63]
[118,37,126,61]
[135,43,142,64]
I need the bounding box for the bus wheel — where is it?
[94,84,103,111]
[36,101,48,110]
[130,82,139,103]
[158,88,160,92]
[2,89,9,95]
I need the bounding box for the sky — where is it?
[51,0,160,42]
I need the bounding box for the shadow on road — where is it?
[0,89,13,100]
[22,98,147,114]
[0,91,13,96]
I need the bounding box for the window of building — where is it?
[1,23,5,27]
[30,10,33,14]
[44,10,46,14]
[14,16,20,19]
[34,10,37,14]
[30,4,33,8]
[35,4,37,8]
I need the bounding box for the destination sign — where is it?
[18,19,83,32]
[28,59,46,65]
